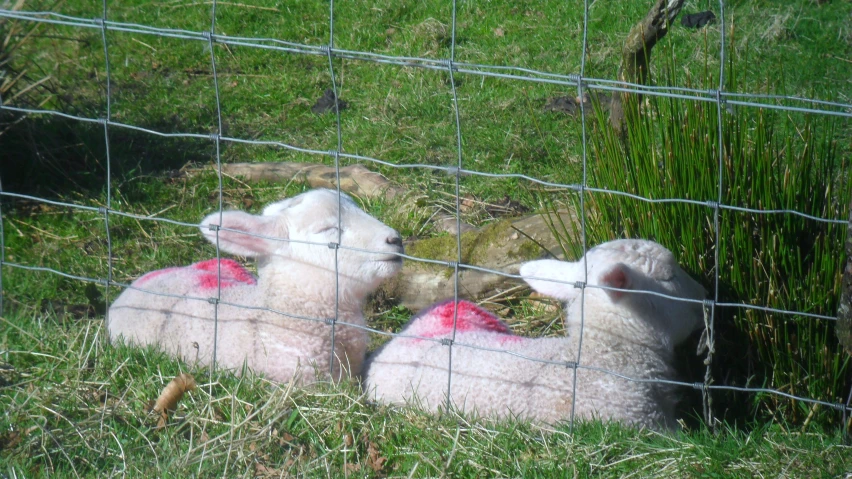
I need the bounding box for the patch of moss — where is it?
[511,237,542,261]
[408,220,503,262]
[406,220,542,277]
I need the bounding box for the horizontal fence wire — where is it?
[1,9,852,117]
[0,225,842,322]
[0,109,846,227]
[1,0,851,438]
[3,259,850,415]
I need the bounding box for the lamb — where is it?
[363,239,707,429]
[109,188,404,383]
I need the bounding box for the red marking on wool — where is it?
[409,300,507,334]
[137,260,256,290]
[197,274,234,289]
[192,259,256,289]
[434,300,512,334]
[411,301,520,343]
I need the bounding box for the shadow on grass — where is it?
[0,110,215,201]
[673,277,767,430]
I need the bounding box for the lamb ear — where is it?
[598,263,635,301]
[200,211,286,257]
[519,259,578,301]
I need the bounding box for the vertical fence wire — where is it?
[444,0,466,415]
[205,1,227,475]
[208,0,225,377]
[569,0,593,435]
[99,0,112,345]
[96,5,115,436]
[326,0,344,382]
[704,0,729,430]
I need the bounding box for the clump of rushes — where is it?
[563,42,851,428]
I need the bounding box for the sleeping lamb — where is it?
[363,239,707,429]
[109,188,404,383]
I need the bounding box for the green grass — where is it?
[2,0,852,475]
[2,310,851,477]
[4,0,850,202]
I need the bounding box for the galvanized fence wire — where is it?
[566,0,592,432]
[2,9,852,116]
[326,0,345,384]
[708,0,726,427]
[1,0,852,435]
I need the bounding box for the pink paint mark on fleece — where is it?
[193,259,257,290]
[412,300,522,343]
[435,300,511,333]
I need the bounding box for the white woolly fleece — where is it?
[363,240,707,429]
[109,189,404,383]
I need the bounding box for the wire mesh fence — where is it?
[1,0,851,435]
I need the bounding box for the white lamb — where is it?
[109,188,404,383]
[363,239,707,429]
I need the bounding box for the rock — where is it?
[377,210,576,311]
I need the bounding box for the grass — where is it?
[3,1,850,201]
[2,310,851,477]
[2,0,852,475]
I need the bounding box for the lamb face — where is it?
[520,239,707,346]
[201,189,404,299]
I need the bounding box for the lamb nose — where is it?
[386,235,403,247]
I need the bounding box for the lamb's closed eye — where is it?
[317,225,340,234]
[109,188,404,384]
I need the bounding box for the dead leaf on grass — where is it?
[0,426,37,451]
[366,441,388,473]
[0,430,22,451]
[151,373,196,429]
[460,193,477,212]
[254,462,284,477]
